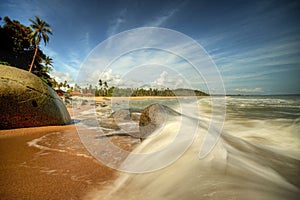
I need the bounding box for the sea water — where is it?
[81,95,300,200]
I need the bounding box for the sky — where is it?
[1,0,300,94]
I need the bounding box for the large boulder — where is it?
[139,104,182,140]
[139,104,169,139]
[0,65,71,129]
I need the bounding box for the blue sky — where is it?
[1,0,300,94]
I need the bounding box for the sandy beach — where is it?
[0,99,122,200]
[0,96,168,199]
[0,123,120,200]
[0,96,213,199]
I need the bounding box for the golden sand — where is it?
[0,124,118,200]
[0,96,184,199]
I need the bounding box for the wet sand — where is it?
[0,124,118,200]
[0,96,193,199]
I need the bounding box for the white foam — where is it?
[27,132,93,159]
[87,97,300,200]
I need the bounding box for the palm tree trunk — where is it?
[29,46,38,72]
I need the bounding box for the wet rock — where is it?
[109,109,142,122]
[109,109,131,120]
[139,104,168,139]
[0,65,71,129]
[99,121,120,130]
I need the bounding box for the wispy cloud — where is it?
[79,32,91,53]
[144,1,186,27]
[201,21,300,93]
[78,27,224,95]
[145,8,179,27]
[106,8,127,37]
[43,47,81,84]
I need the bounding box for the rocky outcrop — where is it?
[0,65,71,129]
[139,104,169,139]
[109,109,131,120]
[139,104,182,140]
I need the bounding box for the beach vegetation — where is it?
[73,79,209,97]
[0,16,54,87]
[28,16,52,73]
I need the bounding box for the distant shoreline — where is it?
[224,94,300,96]
[71,96,209,103]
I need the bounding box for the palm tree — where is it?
[28,16,52,73]
[43,56,53,73]
[58,82,63,90]
[104,81,108,96]
[52,78,58,89]
[98,79,103,96]
[44,55,53,67]
[63,80,67,88]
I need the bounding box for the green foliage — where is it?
[0,61,10,65]
[81,79,209,97]
[0,16,54,87]
[28,16,52,72]
[29,16,52,46]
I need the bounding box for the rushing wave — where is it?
[81,96,300,200]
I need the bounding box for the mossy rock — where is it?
[0,65,71,129]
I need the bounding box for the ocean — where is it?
[74,95,300,199]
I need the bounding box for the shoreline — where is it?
[0,124,118,199]
[73,95,206,101]
[0,96,202,199]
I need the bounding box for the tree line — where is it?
[71,79,209,97]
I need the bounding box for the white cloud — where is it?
[154,70,168,86]
[78,27,223,93]
[152,70,188,89]
[51,69,75,85]
[100,68,121,85]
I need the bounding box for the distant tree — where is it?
[68,86,74,93]
[63,80,67,88]
[52,78,58,89]
[28,16,52,72]
[98,79,103,96]
[107,86,115,97]
[43,56,53,72]
[103,81,108,96]
[58,82,63,90]
[74,84,79,92]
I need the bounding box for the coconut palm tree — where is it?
[44,55,53,67]
[104,81,108,96]
[43,56,53,73]
[98,79,103,96]
[28,16,52,73]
